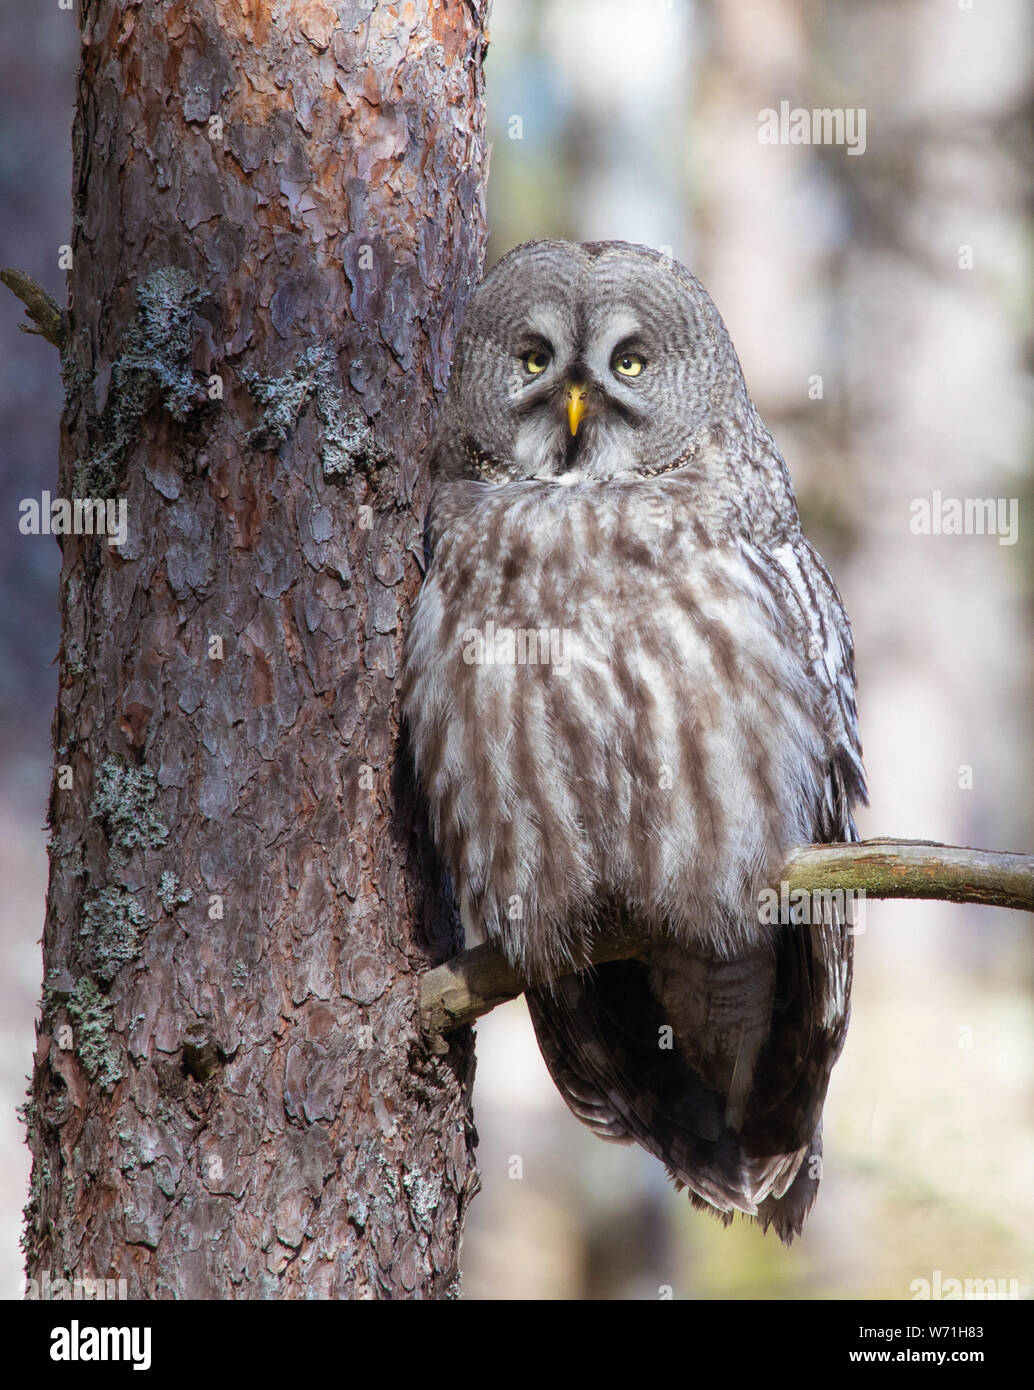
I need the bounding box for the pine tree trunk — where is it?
[21,0,488,1300]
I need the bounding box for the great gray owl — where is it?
[401,239,866,1242]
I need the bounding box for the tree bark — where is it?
[21,0,489,1299]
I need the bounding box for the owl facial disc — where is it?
[437,238,750,484]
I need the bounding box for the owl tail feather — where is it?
[670,1121,823,1244]
[525,938,842,1245]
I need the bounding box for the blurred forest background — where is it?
[1,0,1031,1299]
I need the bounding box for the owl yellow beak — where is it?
[566,382,588,437]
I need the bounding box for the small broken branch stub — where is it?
[1,268,65,348]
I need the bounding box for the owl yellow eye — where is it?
[613,352,644,377]
[522,349,551,374]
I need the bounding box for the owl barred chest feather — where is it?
[408,476,830,973]
[402,239,866,1241]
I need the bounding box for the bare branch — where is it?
[781,839,1033,909]
[419,839,1034,1039]
[1,267,65,348]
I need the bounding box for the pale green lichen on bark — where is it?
[122,266,208,419]
[81,885,144,985]
[117,1126,140,1178]
[158,870,193,913]
[81,757,170,983]
[25,1158,51,1235]
[244,344,390,476]
[73,265,208,498]
[19,1090,49,1253]
[67,978,124,1090]
[89,756,168,865]
[402,1165,441,1221]
[47,834,85,876]
[62,639,86,676]
[322,403,390,478]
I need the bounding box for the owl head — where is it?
[431,239,753,485]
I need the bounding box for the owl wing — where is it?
[526,532,865,1243]
[766,535,867,835]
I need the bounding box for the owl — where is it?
[401,239,866,1242]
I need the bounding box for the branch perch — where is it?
[1,268,65,348]
[419,839,1034,1040]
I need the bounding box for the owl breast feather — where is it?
[401,476,830,979]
